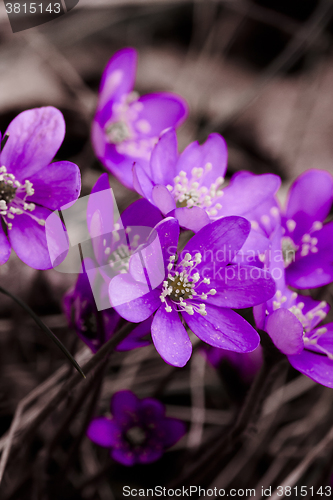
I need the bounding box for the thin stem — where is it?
[0,285,85,378]
[0,321,136,484]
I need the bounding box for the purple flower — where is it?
[91,48,188,190]
[133,128,281,233]
[109,216,276,367]
[248,170,333,289]
[254,286,333,388]
[87,390,186,466]
[0,107,81,269]
[63,271,152,353]
[84,173,164,310]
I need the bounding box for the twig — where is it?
[0,286,85,378]
[270,424,333,500]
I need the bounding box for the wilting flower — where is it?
[133,128,281,233]
[91,48,188,190]
[109,216,276,367]
[203,345,263,383]
[249,169,333,289]
[254,285,333,388]
[63,271,152,353]
[0,107,81,269]
[87,390,186,465]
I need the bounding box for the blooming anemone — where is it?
[0,107,81,269]
[87,390,186,465]
[63,271,152,353]
[91,48,188,190]
[254,286,333,388]
[109,216,276,367]
[133,128,281,233]
[248,169,333,289]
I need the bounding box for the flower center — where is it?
[160,253,216,316]
[103,228,140,274]
[166,165,224,217]
[105,121,130,144]
[125,426,146,447]
[0,166,44,230]
[0,179,17,204]
[281,237,298,267]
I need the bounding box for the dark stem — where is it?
[168,331,287,491]
[4,321,137,477]
[0,285,85,378]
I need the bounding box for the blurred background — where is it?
[1,0,333,498]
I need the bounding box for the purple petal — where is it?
[111,448,136,466]
[201,264,276,308]
[253,303,266,330]
[133,163,155,201]
[27,161,81,211]
[0,224,11,265]
[176,133,228,187]
[152,185,176,214]
[120,198,163,228]
[2,107,65,180]
[151,305,192,367]
[139,398,165,423]
[111,390,139,427]
[284,169,333,243]
[150,128,178,185]
[87,417,122,448]
[266,309,304,355]
[117,317,152,351]
[286,222,333,289]
[98,47,137,111]
[182,216,250,267]
[220,172,281,217]
[232,229,270,265]
[135,93,188,137]
[173,207,210,232]
[288,350,333,388]
[109,274,161,322]
[183,304,259,352]
[9,206,56,270]
[160,418,186,448]
[137,447,163,464]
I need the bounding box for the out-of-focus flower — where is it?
[249,170,333,289]
[109,216,276,367]
[84,173,163,309]
[204,345,263,383]
[133,128,281,233]
[91,48,188,190]
[0,107,81,269]
[63,271,152,353]
[254,285,333,388]
[87,390,186,466]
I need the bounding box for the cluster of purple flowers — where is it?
[2,47,333,465]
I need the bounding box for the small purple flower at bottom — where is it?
[87,390,186,466]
